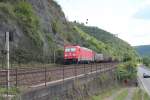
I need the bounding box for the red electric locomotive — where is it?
[64,45,95,64]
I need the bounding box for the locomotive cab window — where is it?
[65,48,76,52]
[70,48,76,52]
[65,48,70,52]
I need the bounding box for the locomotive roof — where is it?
[65,45,93,51]
[80,47,92,51]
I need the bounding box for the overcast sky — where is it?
[55,0,150,46]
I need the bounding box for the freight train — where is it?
[64,45,112,64]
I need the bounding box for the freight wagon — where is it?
[94,54,104,62]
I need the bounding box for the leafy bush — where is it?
[55,48,64,64]
[116,62,137,80]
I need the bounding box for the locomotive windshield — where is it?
[65,48,70,52]
[70,48,76,52]
[65,48,76,52]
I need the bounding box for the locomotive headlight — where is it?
[65,54,68,57]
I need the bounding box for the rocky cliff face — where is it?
[0,0,75,63]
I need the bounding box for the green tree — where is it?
[143,57,150,67]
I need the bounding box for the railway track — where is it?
[0,62,118,87]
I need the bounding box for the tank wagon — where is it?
[64,45,113,64]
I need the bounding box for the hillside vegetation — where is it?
[135,45,150,67]
[0,0,138,65]
[135,45,150,57]
[75,23,138,62]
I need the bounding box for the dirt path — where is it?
[104,88,125,100]
[104,87,136,100]
[125,87,136,100]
